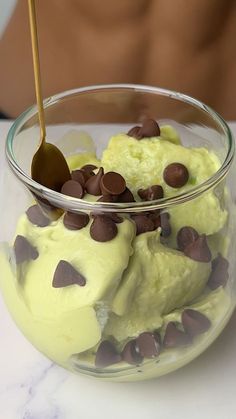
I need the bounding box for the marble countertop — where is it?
[0,121,236,419]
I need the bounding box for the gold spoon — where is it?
[28,0,71,192]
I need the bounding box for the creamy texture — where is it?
[106,230,211,341]
[0,125,231,375]
[16,215,135,317]
[101,128,227,235]
[0,248,101,365]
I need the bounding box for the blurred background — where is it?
[0,0,16,37]
[0,0,236,120]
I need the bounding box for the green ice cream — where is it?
[0,123,231,377]
[101,127,227,235]
[107,230,211,341]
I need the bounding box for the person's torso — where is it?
[1,0,236,118]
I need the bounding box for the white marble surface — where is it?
[0,120,236,419]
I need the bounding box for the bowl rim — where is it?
[5,83,235,213]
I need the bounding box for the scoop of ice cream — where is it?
[0,212,135,364]
[105,230,211,341]
[16,213,135,318]
[0,247,101,365]
[101,126,227,235]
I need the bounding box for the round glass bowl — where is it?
[0,84,235,382]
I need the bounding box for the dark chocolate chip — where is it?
[101,172,126,196]
[81,165,97,181]
[14,235,39,264]
[136,332,161,358]
[149,212,171,237]
[207,254,229,290]
[61,180,84,199]
[81,164,97,172]
[127,119,160,139]
[83,171,95,182]
[121,340,143,365]
[90,215,118,242]
[148,212,161,229]
[71,170,87,187]
[163,163,189,188]
[26,204,50,227]
[91,212,123,224]
[117,187,135,203]
[52,260,86,288]
[95,340,121,368]
[127,126,142,139]
[177,226,199,251]
[63,212,89,230]
[131,215,155,235]
[182,309,211,337]
[107,213,124,223]
[32,193,62,220]
[138,185,164,201]
[139,119,160,138]
[85,167,104,196]
[184,234,212,263]
[163,322,192,348]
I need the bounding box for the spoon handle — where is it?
[28,0,46,144]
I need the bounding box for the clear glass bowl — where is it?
[0,84,235,382]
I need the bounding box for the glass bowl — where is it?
[0,84,235,382]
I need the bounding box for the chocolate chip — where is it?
[26,205,50,227]
[127,119,160,139]
[163,322,192,348]
[101,172,126,196]
[81,165,97,181]
[148,212,161,229]
[139,119,160,138]
[14,235,39,264]
[85,167,104,196]
[207,254,229,290]
[182,309,211,337]
[61,180,84,199]
[90,215,118,242]
[107,213,124,223]
[95,340,121,368]
[121,340,143,365]
[177,226,199,251]
[81,164,97,172]
[127,126,142,139]
[136,332,161,358]
[149,212,171,237]
[52,260,86,288]
[116,187,135,203]
[131,215,155,235]
[71,170,87,187]
[163,163,189,188]
[184,234,211,263]
[91,212,123,224]
[138,185,164,201]
[33,194,62,220]
[63,212,89,230]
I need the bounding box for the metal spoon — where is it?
[28,0,71,192]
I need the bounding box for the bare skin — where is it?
[0,0,236,119]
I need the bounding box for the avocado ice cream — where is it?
[0,120,231,378]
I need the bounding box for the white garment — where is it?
[0,0,16,37]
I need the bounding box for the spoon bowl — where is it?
[31,141,71,191]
